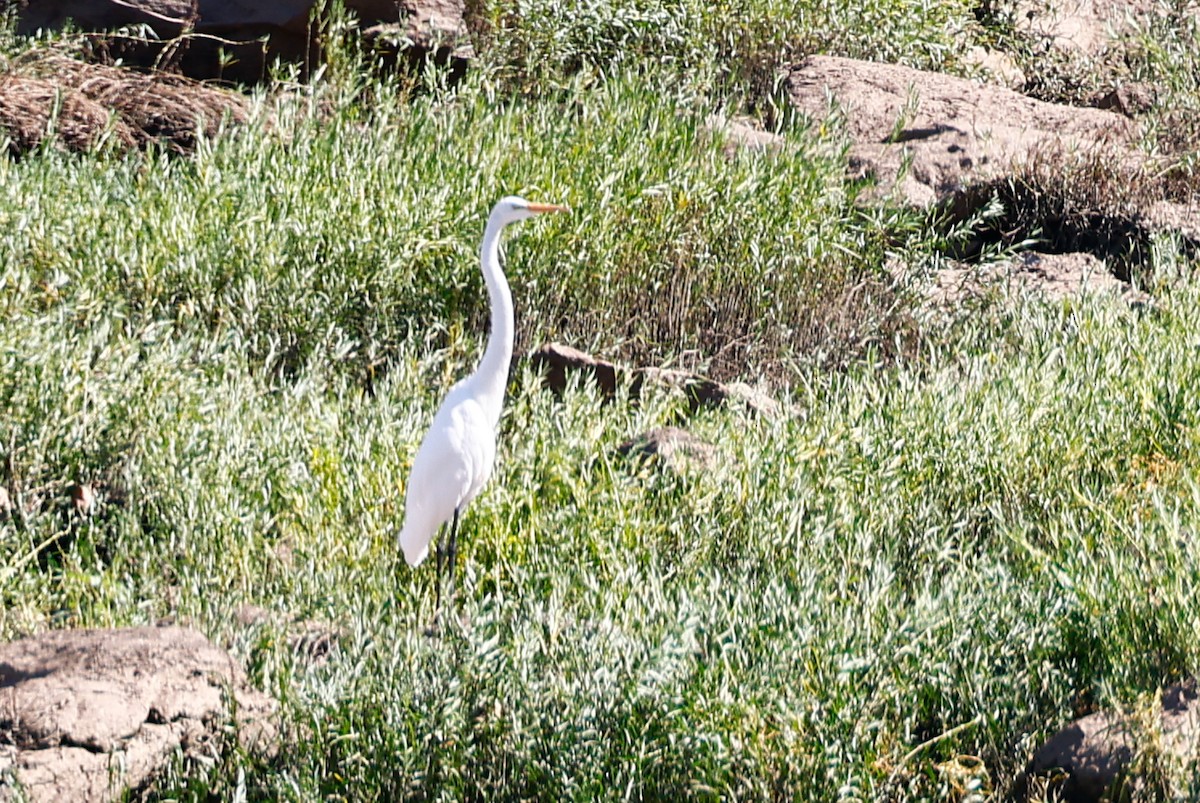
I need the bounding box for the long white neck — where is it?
[471,212,514,424]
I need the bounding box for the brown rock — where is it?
[529,343,620,400]
[633,367,779,418]
[528,344,779,418]
[723,381,782,420]
[703,114,786,158]
[1144,200,1200,244]
[1015,0,1158,58]
[786,55,1138,207]
[962,46,1026,90]
[1159,681,1200,763]
[633,367,728,413]
[0,626,277,802]
[1093,83,1156,118]
[1022,711,1135,801]
[616,426,716,472]
[920,251,1150,306]
[70,483,96,517]
[1015,680,1200,802]
[363,0,473,61]
[1005,252,1145,302]
[13,0,196,32]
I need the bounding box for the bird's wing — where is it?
[452,398,498,508]
[398,409,472,567]
[397,389,499,567]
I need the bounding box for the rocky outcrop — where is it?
[0,626,277,803]
[528,343,779,418]
[1016,0,1159,58]
[632,367,779,419]
[786,54,1200,298]
[617,426,717,473]
[785,55,1138,207]
[906,252,1153,307]
[529,343,621,401]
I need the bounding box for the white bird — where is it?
[398,195,567,613]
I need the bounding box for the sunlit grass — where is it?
[6,259,1199,799]
[0,64,909,382]
[1,5,1200,800]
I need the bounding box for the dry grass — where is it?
[0,70,135,154]
[597,260,913,381]
[0,50,250,156]
[946,142,1200,281]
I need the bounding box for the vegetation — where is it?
[1,0,1198,799]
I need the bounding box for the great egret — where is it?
[398,195,567,615]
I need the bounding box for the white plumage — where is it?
[398,196,566,607]
[399,388,497,566]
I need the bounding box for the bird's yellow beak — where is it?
[526,202,569,214]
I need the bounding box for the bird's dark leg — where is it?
[446,508,461,606]
[433,523,445,623]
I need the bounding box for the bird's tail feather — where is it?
[398,521,431,567]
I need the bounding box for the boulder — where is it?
[703,113,786,158]
[529,342,620,401]
[1015,0,1158,58]
[617,426,716,472]
[785,55,1138,207]
[1014,680,1200,801]
[528,342,780,418]
[0,626,277,802]
[633,367,779,419]
[787,54,1200,292]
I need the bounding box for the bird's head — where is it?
[493,195,569,224]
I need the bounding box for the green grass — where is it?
[474,0,977,96]
[0,60,915,380]
[2,3,1200,800]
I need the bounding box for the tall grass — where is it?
[111,281,1196,801]
[0,63,912,382]
[474,0,979,96]
[1,6,1199,801]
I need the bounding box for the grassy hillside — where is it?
[1,1,1199,799]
